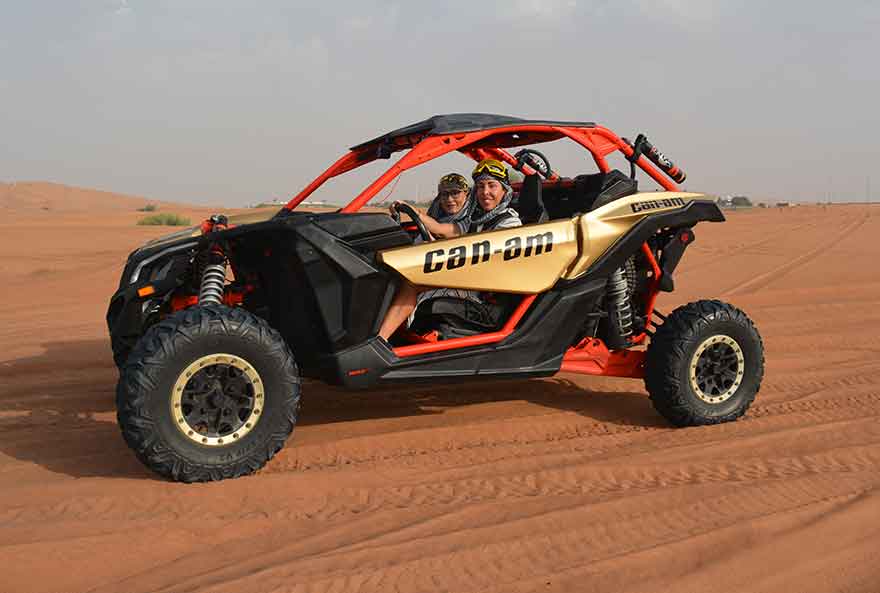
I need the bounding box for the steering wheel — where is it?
[391,202,432,242]
[514,148,554,179]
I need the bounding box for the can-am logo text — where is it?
[630,197,686,213]
[423,231,554,274]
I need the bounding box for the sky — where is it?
[1,0,878,206]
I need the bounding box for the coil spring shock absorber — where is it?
[198,250,226,306]
[605,267,633,349]
[198,215,228,306]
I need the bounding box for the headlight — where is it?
[129,241,197,284]
[147,257,176,282]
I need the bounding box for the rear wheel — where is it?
[116,305,300,482]
[645,300,764,426]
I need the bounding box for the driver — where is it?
[389,173,473,241]
[378,159,522,341]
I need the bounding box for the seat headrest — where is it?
[516,174,548,224]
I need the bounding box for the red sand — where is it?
[1,184,878,593]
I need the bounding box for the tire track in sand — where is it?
[721,212,869,297]
[4,393,878,530]
[110,470,879,593]
[679,220,815,276]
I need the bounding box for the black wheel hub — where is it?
[182,364,255,438]
[694,342,740,398]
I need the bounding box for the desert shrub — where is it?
[137,213,191,226]
[138,204,158,212]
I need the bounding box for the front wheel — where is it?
[645,300,764,427]
[116,305,300,482]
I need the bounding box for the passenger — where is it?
[466,158,522,232]
[378,160,522,341]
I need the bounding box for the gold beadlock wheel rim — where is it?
[171,353,264,447]
[689,334,745,404]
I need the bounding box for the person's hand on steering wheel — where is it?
[389,201,425,221]
[391,201,433,241]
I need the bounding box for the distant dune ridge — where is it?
[0,181,188,212]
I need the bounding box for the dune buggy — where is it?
[108,113,764,482]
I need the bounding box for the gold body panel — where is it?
[377,219,580,293]
[378,192,709,291]
[564,192,708,279]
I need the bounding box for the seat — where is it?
[514,174,548,224]
[587,169,639,211]
[542,170,638,219]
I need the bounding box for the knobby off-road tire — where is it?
[112,334,136,370]
[645,300,764,427]
[116,305,300,482]
[112,312,161,370]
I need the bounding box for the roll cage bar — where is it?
[283,124,681,213]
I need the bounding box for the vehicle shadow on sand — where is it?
[0,339,666,480]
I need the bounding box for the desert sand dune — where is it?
[0,181,188,212]
[0,189,878,593]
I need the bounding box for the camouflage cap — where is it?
[437,173,470,194]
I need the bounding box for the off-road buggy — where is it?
[108,113,764,482]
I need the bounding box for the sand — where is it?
[1,184,878,593]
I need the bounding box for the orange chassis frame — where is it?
[277,125,680,379]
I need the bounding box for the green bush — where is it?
[138,204,158,212]
[137,213,191,226]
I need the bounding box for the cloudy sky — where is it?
[1,0,878,206]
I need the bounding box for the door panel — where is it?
[377,219,579,293]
